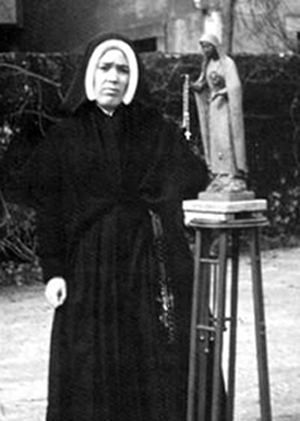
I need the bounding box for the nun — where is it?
[19,33,210,421]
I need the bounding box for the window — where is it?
[132,37,157,53]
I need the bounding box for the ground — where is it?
[0,247,299,421]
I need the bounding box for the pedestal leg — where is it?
[187,230,201,421]
[187,229,219,421]
[249,228,272,421]
[227,231,240,421]
[187,230,212,421]
[211,231,228,421]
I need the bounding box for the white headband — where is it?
[85,39,139,105]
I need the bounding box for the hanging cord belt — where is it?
[149,209,177,343]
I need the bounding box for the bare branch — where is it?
[237,0,297,55]
[221,0,238,53]
[0,63,62,88]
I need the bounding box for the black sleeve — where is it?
[164,122,208,200]
[175,133,208,199]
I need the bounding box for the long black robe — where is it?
[21,100,207,421]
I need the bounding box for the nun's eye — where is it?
[117,65,130,74]
[97,63,111,71]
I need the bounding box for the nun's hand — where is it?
[45,277,67,308]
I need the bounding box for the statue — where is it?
[191,33,253,200]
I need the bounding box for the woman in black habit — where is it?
[21,33,209,421]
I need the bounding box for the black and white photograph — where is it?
[0,1,299,420]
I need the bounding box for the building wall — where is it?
[17,0,204,53]
[20,0,104,52]
[0,0,20,24]
[1,0,206,53]
[2,0,300,54]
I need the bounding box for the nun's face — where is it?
[94,48,130,112]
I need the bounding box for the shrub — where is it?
[0,52,300,284]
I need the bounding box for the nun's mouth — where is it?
[102,87,120,96]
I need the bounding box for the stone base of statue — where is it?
[198,190,255,202]
[183,198,267,224]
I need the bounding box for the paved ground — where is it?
[0,246,299,421]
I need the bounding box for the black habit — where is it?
[20,96,207,421]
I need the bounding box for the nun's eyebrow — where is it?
[97,60,129,72]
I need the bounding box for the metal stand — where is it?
[184,202,272,421]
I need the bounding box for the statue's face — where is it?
[200,41,216,59]
[94,48,130,112]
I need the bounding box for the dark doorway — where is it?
[0,27,21,51]
[133,37,157,53]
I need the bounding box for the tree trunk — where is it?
[221,0,237,53]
